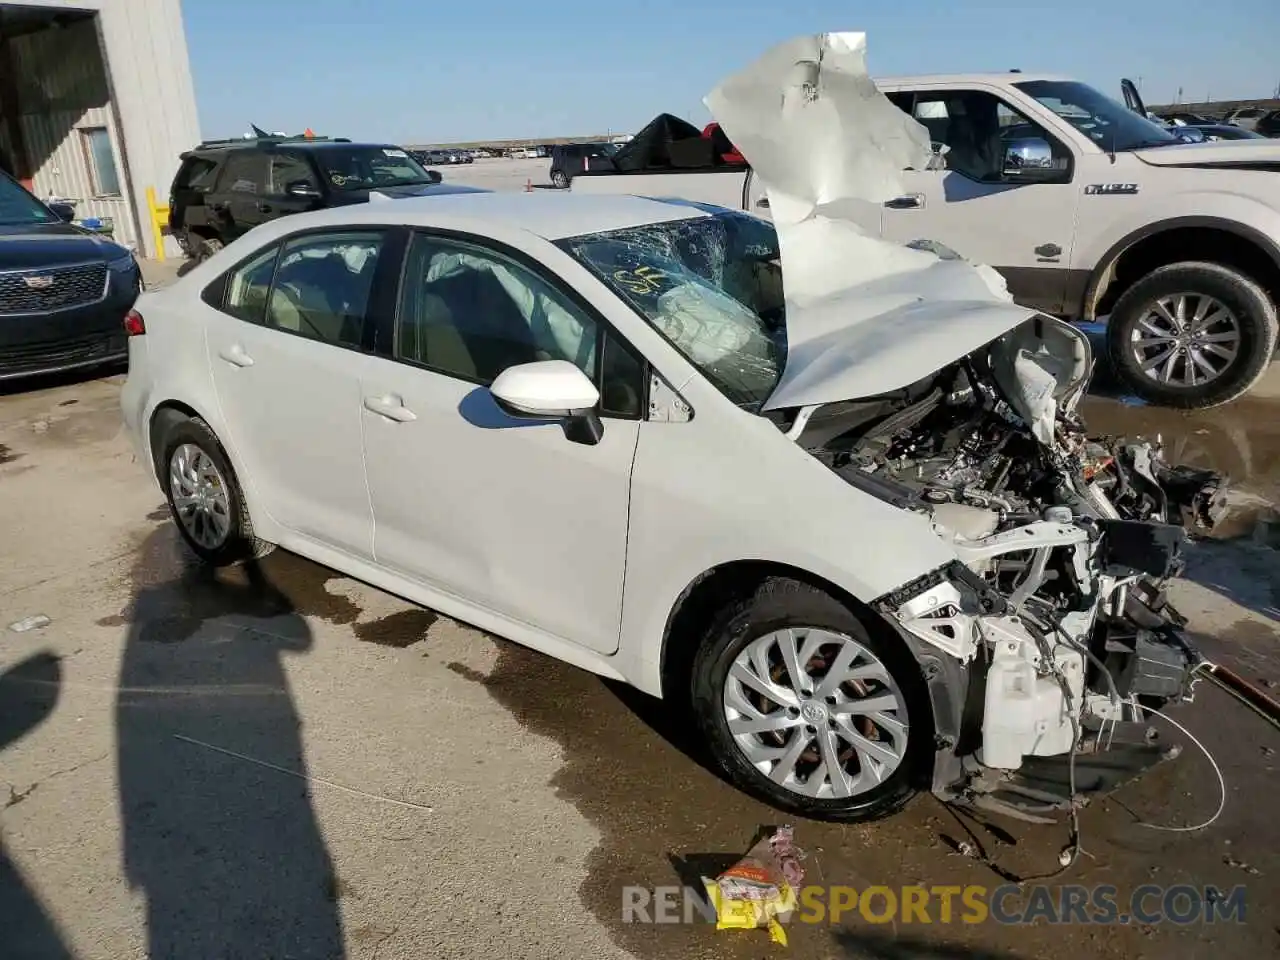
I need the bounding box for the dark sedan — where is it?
[0,171,141,381]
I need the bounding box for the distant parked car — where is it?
[1159,112,1211,126]
[1223,106,1271,131]
[1192,123,1268,141]
[1256,111,1280,138]
[549,142,619,188]
[169,135,456,262]
[0,169,141,381]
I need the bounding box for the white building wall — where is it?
[12,0,202,258]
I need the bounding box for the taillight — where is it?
[123,309,145,336]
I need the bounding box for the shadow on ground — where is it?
[0,652,74,959]
[113,527,346,959]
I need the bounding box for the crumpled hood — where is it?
[703,32,1068,412]
[760,255,1038,410]
[1132,138,1280,167]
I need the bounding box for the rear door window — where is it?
[218,152,268,194]
[266,231,385,348]
[175,156,220,193]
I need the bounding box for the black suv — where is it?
[548,142,618,188]
[0,170,141,381]
[169,136,476,262]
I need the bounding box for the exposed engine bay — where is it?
[772,315,1227,815]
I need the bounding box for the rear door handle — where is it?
[884,193,925,210]
[363,394,417,423]
[217,344,254,368]
[755,197,770,209]
[256,201,273,214]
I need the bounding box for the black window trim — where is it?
[203,224,405,357]
[889,88,1076,186]
[382,226,650,422]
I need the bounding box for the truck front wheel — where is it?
[1106,261,1277,409]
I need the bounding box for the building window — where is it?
[80,127,121,196]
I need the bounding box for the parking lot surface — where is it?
[1,172,1278,959]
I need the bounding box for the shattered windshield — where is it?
[314,146,436,191]
[1014,80,1178,151]
[559,209,786,409]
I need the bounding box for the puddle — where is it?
[1080,395,1280,503]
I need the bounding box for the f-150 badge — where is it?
[1085,183,1139,195]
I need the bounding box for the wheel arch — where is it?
[1081,217,1280,321]
[658,559,926,704]
[146,400,270,537]
[657,558,964,793]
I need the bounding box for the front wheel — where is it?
[550,170,569,189]
[1106,261,1278,409]
[160,416,273,566]
[691,578,927,822]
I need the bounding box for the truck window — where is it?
[175,157,219,193]
[899,91,1068,183]
[218,152,268,194]
[268,153,318,195]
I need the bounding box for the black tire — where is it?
[550,170,569,189]
[1106,261,1278,409]
[158,416,273,567]
[195,235,224,263]
[690,578,929,822]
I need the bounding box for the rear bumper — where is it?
[0,268,139,381]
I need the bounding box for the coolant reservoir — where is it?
[979,623,1084,770]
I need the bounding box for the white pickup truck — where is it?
[573,73,1280,409]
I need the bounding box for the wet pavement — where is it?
[0,372,1277,960]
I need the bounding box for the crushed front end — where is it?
[782,315,1224,818]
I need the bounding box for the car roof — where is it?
[875,72,1072,87]
[189,140,406,157]
[250,191,709,241]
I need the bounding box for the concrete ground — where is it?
[1,168,1277,960]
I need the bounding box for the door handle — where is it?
[217,344,254,368]
[363,394,417,423]
[884,193,924,210]
[755,197,771,209]
[256,201,273,214]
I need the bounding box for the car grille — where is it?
[0,334,124,374]
[0,262,108,314]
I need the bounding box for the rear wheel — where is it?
[691,578,926,822]
[1106,261,1278,409]
[550,169,569,189]
[159,416,273,566]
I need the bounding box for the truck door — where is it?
[880,88,1081,316]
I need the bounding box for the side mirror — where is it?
[48,201,75,222]
[425,169,443,184]
[1002,138,1065,182]
[489,360,603,446]
[285,179,322,199]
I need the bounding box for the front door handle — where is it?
[755,197,770,209]
[884,193,925,210]
[256,201,273,214]
[217,344,254,368]
[363,394,417,423]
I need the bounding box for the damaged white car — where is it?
[121,32,1224,824]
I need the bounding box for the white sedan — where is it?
[122,191,1212,822]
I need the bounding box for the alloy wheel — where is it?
[1128,292,1241,388]
[722,627,909,799]
[168,443,231,550]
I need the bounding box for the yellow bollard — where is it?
[145,186,170,262]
